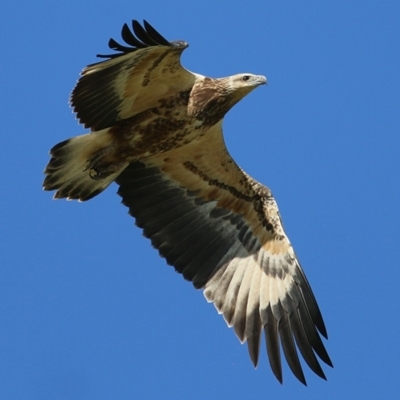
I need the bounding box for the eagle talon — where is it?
[89,162,126,180]
[89,169,102,180]
[85,151,107,171]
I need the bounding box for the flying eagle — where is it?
[43,20,332,384]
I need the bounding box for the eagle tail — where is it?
[43,129,128,201]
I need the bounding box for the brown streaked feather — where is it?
[70,21,196,131]
[187,78,230,124]
[115,123,332,384]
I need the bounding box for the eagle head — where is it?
[218,73,267,112]
[188,74,267,122]
[226,73,267,97]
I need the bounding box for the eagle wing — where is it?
[70,20,196,131]
[116,122,332,384]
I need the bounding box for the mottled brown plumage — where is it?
[43,20,332,384]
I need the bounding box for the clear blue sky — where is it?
[1,1,399,399]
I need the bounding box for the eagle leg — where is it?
[89,163,125,180]
[85,146,124,180]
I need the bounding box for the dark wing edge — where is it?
[116,161,332,385]
[96,20,187,61]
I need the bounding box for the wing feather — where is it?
[121,23,146,48]
[70,20,196,131]
[277,302,307,385]
[289,301,327,380]
[143,20,172,46]
[115,124,331,384]
[132,20,162,46]
[231,260,254,342]
[263,306,282,382]
[220,257,249,326]
[245,261,263,366]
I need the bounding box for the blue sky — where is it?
[1,1,399,399]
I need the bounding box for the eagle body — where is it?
[44,20,332,384]
[88,75,262,180]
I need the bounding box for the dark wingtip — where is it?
[264,313,283,384]
[316,317,328,340]
[143,20,171,46]
[323,353,334,368]
[96,19,173,60]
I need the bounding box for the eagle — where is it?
[43,20,332,384]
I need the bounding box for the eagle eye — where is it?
[242,75,250,82]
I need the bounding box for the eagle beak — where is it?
[257,75,268,86]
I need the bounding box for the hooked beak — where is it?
[256,75,268,86]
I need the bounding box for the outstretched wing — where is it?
[116,123,332,384]
[70,20,197,131]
